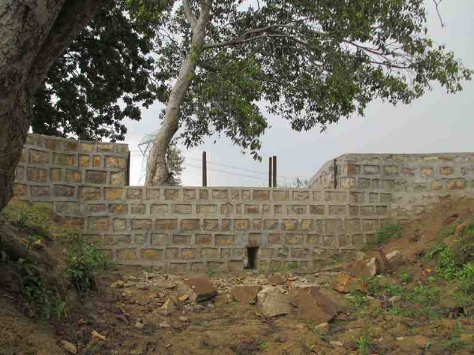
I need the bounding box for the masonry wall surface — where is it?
[307,153,474,216]
[13,135,393,271]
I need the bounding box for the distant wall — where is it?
[13,135,392,272]
[307,153,474,216]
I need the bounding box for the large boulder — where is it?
[230,285,262,304]
[348,258,380,278]
[177,278,217,302]
[331,274,368,294]
[257,286,291,317]
[268,275,286,286]
[289,286,337,324]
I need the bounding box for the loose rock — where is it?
[177,278,217,302]
[230,285,262,304]
[257,286,291,317]
[60,340,77,354]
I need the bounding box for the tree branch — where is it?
[182,0,197,29]
[433,0,445,27]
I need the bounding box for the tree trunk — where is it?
[145,0,213,186]
[0,0,110,213]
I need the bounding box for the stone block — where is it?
[277,248,288,258]
[431,181,442,190]
[53,153,76,166]
[97,143,115,152]
[79,155,90,168]
[237,204,256,215]
[338,235,351,247]
[220,203,233,215]
[357,179,371,189]
[151,204,168,214]
[325,219,344,233]
[146,188,161,200]
[421,168,433,177]
[329,205,346,215]
[183,189,197,200]
[293,191,310,201]
[310,205,325,215]
[287,205,307,215]
[54,185,75,197]
[173,234,192,245]
[56,202,80,214]
[105,188,123,200]
[349,206,359,216]
[104,234,131,247]
[104,156,126,168]
[345,219,361,233]
[63,141,78,151]
[131,204,146,214]
[196,234,213,245]
[231,190,239,199]
[203,219,219,231]
[181,248,198,259]
[88,217,110,232]
[156,219,178,230]
[362,219,379,232]
[248,233,260,246]
[216,235,235,246]
[166,248,179,259]
[340,178,355,189]
[64,217,84,230]
[307,234,322,245]
[369,193,378,203]
[141,249,163,259]
[242,190,251,200]
[170,263,188,273]
[131,219,152,230]
[447,179,466,190]
[402,168,414,176]
[274,205,283,214]
[229,260,244,270]
[364,165,380,174]
[323,235,336,247]
[30,150,49,164]
[253,190,270,201]
[20,149,28,163]
[212,189,229,199]
[301,219,313,231]
[384,166,399,176]
[27,168,47,182]
[268,233,282,244]
[273,190,289,201]
[50,168,62,182]
[285,234,304,245]
[151,233,170,246]
[376,206,388,216]
[164,189,180,200]
[235,219,250,230]
[113,219,127,231]
[127,188,143,200]
[325,191,346,202]
[291,248,309,258]
[110,172,125,185]
[222,219,231,230]
[380,193,392,203]
[201,248,219,258]
[361,206,375,216]
[282,219,298,230]
[87,204,107,213]
[352,234,365,246]
[92,156,101,168]
[264,219,279,230]
[181,219,200,230]
[109,203,127,214]
[173,204,192,214]
[350,192,364,203]
[199,189,209,199]
[80,142,95,153]
[116,248,136,260]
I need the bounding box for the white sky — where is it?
[124,0,474,187]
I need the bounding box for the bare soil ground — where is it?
[1,198,473,355]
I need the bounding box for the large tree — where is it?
[145,0,472,185]
[32,0,170,142]
[0,0,111,212]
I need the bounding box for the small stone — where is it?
[91,330,106,341]
[389,296,402,305]
[123,281,136,288]
[60,340,77,354]
[161,296,181,315]
[179,316,189,322]
[331,274,367,294]
[257,286,291,317]
[330,341,343,347]
[160,321,171,328]
[230,285,262,304]
[110,280,125,288]
[386,251,404,268]
[268,275,285,286]
[315,323,330,333]
[177,278,217,302]
[135,321,144,329]
[179,295,189,302]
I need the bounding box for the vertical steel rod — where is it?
[202,151,207,187]
[269,157,273,187]
[273,155,277,188]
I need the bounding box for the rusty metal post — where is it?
[202,151,207,187]
[273,155,277,188]
[269,157,273,187]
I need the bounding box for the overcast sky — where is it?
[124,0,474,187]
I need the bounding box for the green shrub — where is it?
[1,204,51,238]
[64,235,109,294]
[451,223,474,265]
[365,223,402,249]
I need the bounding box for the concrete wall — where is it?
[307,153,474,216]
